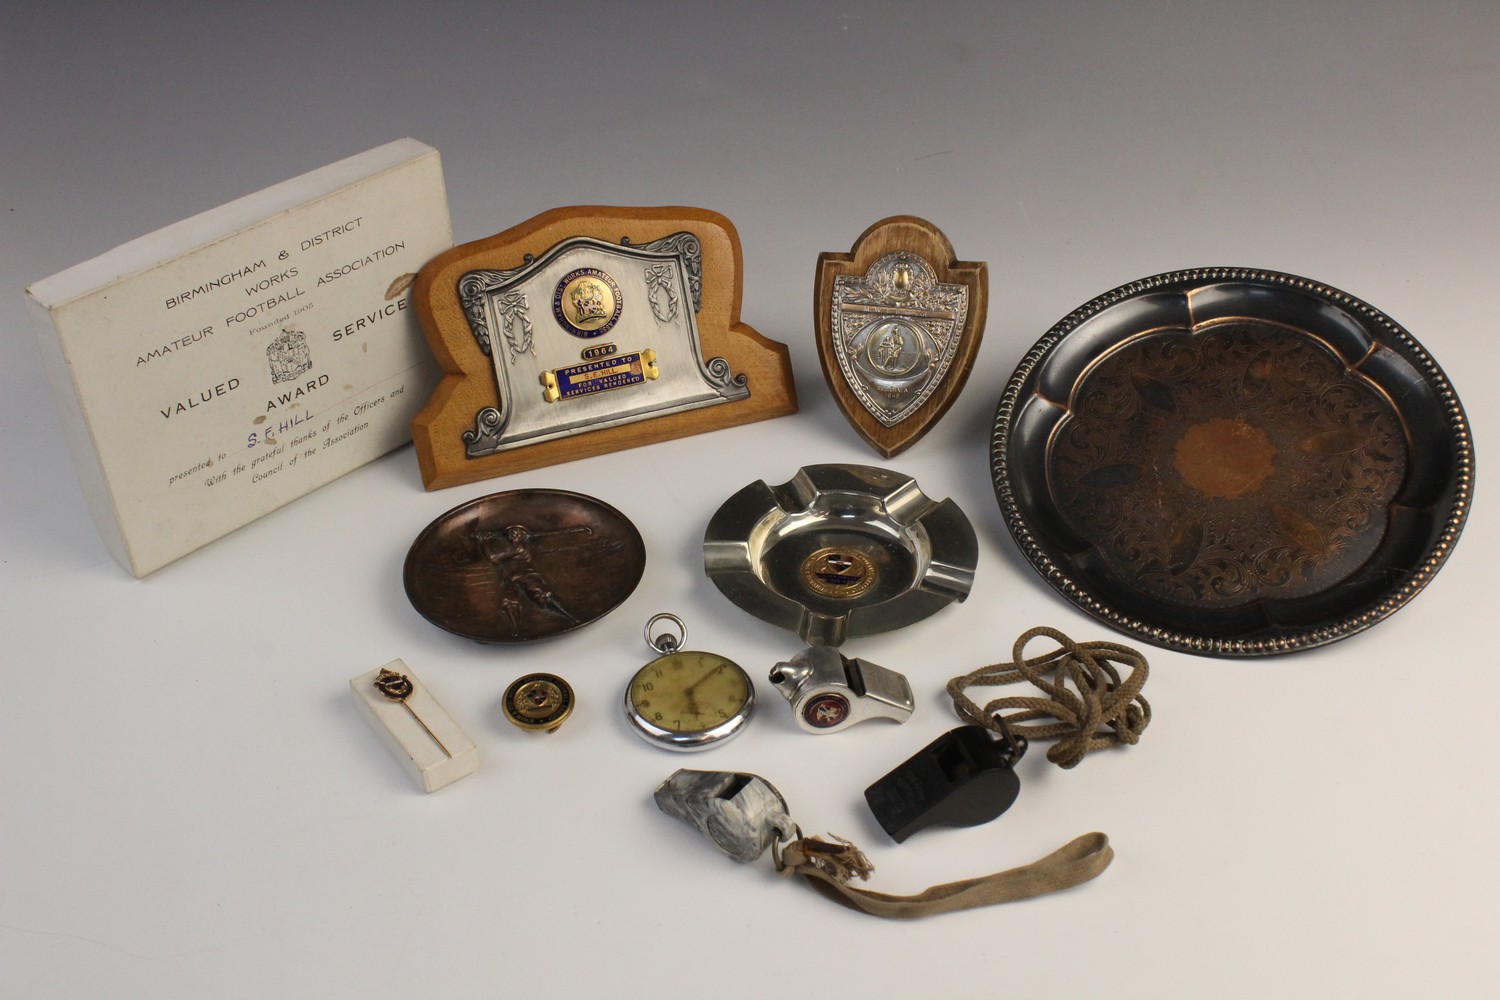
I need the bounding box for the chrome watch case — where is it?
[623,614,756,752]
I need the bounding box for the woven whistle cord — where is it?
[946,626,1150,769]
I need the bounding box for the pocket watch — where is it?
[624,613,755,751]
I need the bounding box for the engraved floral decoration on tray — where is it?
[1048,321,1407,609]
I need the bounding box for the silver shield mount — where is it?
[831,252,968,428]
[458,233,747,458]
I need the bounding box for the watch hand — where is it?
[682,666,726,719]
[682,663,725,697]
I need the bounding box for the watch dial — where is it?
[630,651,750,735]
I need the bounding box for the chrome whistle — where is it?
[769,647,914,734]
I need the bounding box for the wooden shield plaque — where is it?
[814,217,987,458]
[412,206,798,490]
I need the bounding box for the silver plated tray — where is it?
[704,464,977,645]
[992,268,1474,657]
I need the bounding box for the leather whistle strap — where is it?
[778,832,1113,919]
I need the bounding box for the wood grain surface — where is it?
[412,205,798,490]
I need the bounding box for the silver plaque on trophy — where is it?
[456,233,750,457]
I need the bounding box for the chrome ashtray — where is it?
[703,464,977,645]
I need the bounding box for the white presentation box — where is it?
[26,138,453,577]
[350,661,479,793]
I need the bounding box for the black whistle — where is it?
[864,724,1024,843]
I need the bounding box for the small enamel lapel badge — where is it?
[814,217,987,458]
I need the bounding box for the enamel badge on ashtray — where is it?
[411,207,798,490]
[814,216,987,458]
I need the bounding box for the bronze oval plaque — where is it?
[993,268,1473,657]
[404,490,646,643]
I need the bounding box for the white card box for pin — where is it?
[350,660,478,793]
[25,138,453,577]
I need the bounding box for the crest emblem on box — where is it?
[266,328,313,384]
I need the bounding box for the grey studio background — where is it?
[2,4,1496,998]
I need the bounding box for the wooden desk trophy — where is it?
[814,217,987,458]
[411,206,797,489]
